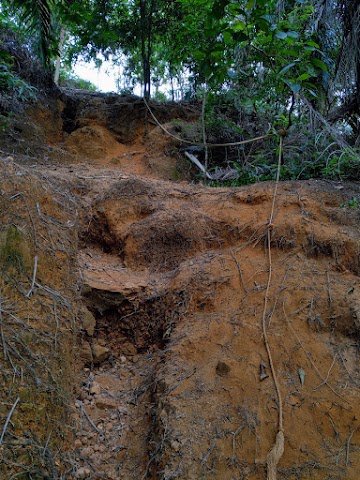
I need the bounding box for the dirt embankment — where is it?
[0,91,360,480]
[0,159,78,478]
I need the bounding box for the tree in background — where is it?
[1,0,360,151]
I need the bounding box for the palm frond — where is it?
[8,0,56,67]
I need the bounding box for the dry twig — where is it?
[345,425,359,466]
[0,397,20,446]
[25,255,38,298]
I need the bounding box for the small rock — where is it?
[120,356,127,363]
[79,390,89,401]
[117,406,127,415]
[90,381,101,395]
[171,440,180,452]
[107,422,113,430]
[95,396,117,409]
[121,342,137,356]
[90,453,100,463]
[75,466,91,479]
[92,344,111,364]
[78,342,93,366]
[93,444,106,453]
[81,308,96,336]
[81,447,93,457]
[74,438,82,448]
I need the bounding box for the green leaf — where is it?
[275,31,287,39]
[289,82,301,93]
[287,31,299,38]
[305,40,320,48]
[279,61,298,75]
[310,58,327,71]
[193,50,205,61]
[246,0,255,10]
[231,20,246,31]
[223,31,233,45]
[304,88,318,98]
[286,49,300,57]
[303,81,317,90]
[303,47,315,57]
[228,4,246,16]
[297,73,312,81]
[256,18,271,32]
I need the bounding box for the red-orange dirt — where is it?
[0,91,360,480]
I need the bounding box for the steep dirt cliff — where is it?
[0,91,360,480]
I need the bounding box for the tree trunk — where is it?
[54,27,65,86]
[139,0,154,98]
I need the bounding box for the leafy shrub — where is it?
[0,27,40,114]
[59,70,97,91]
[190,92,360,186]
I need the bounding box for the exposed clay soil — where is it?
[1,90,360,480]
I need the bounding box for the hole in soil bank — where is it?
[84,289,189,353]
[62,97,78,134]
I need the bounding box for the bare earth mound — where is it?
[76,174,360,480]
[0,91,360,480]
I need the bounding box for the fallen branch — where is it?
[78,401,101,434]
[346,425,359,466]
[230,251,248,295]
[0,397,20,445]
[25,255,38,298]
[184,151,212,179]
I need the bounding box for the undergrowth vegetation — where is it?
[176,90,360,187]
[0,0,359,190]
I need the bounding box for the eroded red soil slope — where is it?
[1,91,360,480]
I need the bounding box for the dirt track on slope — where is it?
[1,92,360,480]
